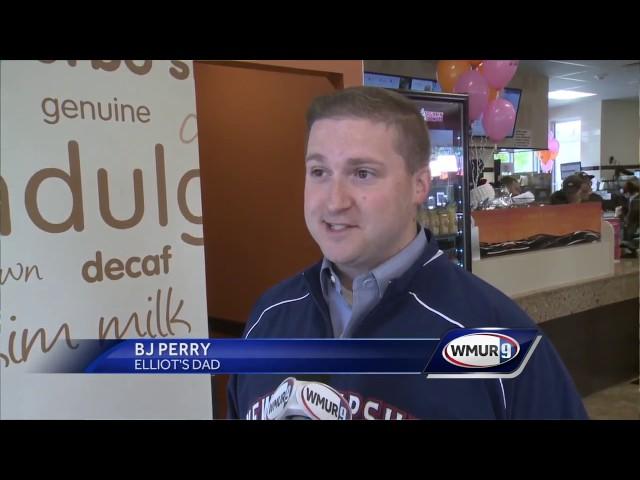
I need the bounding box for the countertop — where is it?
[512,258,639,323]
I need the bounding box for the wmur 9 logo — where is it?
[424,328,541,379]
[443,333,520,368]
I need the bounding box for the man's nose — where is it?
[326,178,353,212]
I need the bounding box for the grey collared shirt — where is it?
[320,228,427,338]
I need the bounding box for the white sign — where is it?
[513,129,532,148]
[0,60,212,419]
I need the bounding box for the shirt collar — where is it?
[319,226,427,298]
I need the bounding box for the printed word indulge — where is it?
[0,140,203,246]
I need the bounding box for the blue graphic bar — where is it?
[78,339,440,374]
[42,329,542,378]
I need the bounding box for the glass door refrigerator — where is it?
[399,91,472,271]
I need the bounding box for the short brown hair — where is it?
[306,86,431,174]
[624,179,639,195]
[500,176,519,189]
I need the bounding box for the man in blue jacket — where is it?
[227,86,588,420]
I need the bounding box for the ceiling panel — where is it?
[519,60,639,106]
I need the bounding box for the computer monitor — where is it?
[560,162,582,179]
[410,78,442,92]
[363,72,402,89]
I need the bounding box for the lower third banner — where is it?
[38,328,541,378]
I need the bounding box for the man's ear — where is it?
[414,166,431,205]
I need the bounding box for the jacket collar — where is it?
[302,227,442,314]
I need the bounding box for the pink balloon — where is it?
[482,60,519,89]
[482,99,516,142]
[549,137,560,153]
[453,70,489,122]
[541,159,554,173]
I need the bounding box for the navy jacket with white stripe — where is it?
[227,229,588,420]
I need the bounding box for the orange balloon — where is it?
[549,150,559,161]
[488,87,502,102]
[469,60,483,67]
[539,150,553,164]
[436,60,471,93]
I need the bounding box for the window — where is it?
[513,151,534,173]
[553,120,581,190]
[494,152,510,163]
[494,151,536,176]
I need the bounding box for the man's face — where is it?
[579,179,592,199]
[304,117,429,280]
[509,183,521,196]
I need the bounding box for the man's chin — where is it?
[324,254,354,265]
[322,250,359,268]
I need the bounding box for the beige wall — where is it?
[601,98,640,178]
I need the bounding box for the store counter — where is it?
[471,203,637,396]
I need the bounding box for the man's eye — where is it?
[310,168,325,177]
[356,169,374,179]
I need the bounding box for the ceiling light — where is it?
[548,90,597,100]
[549,61,589,67]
